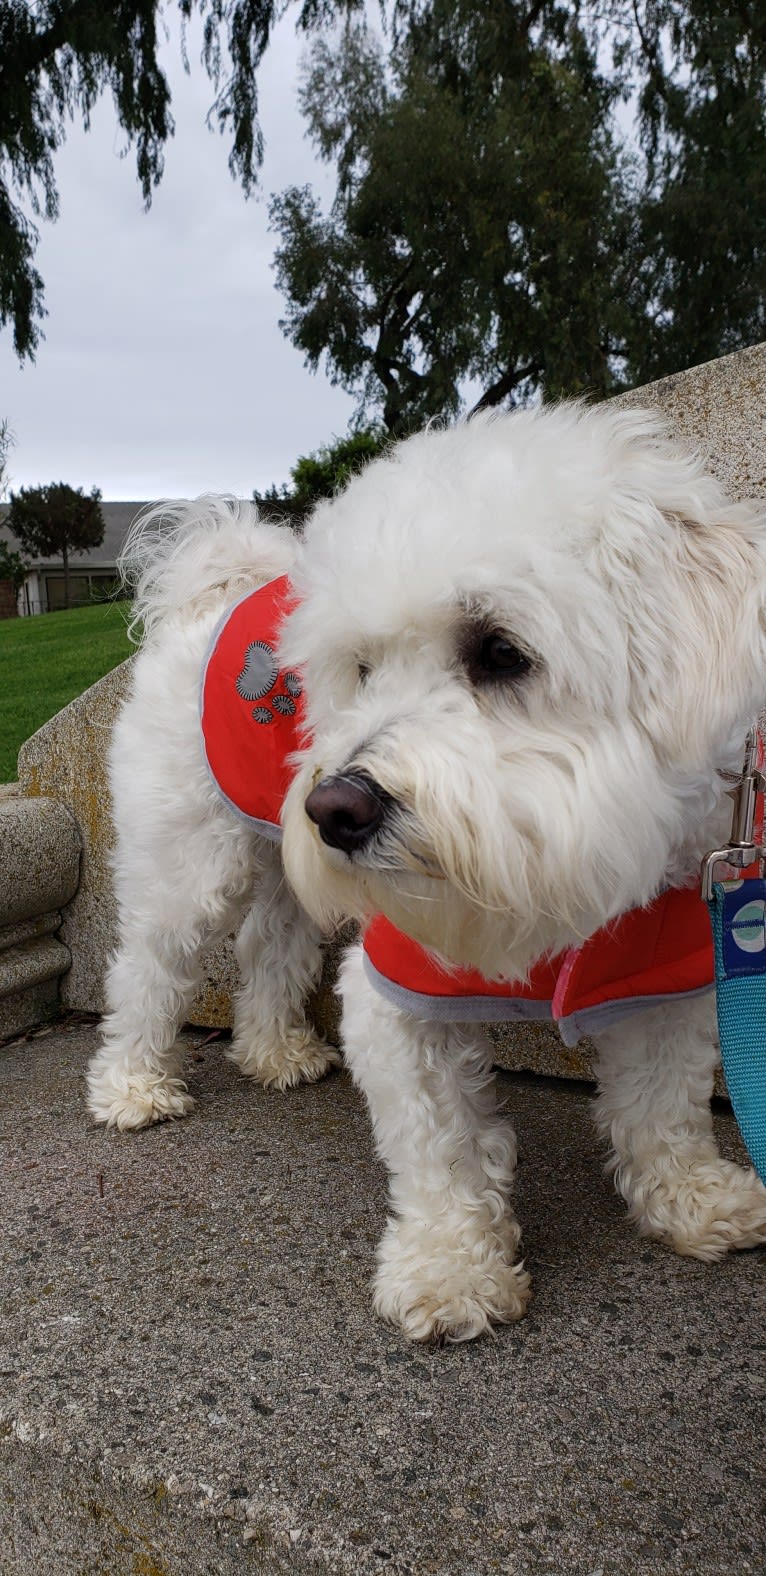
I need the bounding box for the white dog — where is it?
[89,401,766,1343]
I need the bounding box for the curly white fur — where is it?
[280,400,766,1339]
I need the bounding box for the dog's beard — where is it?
[281,764,596,981]
[281,709,736,984]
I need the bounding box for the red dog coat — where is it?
[200,576,715,1044]
[201,576,303,840]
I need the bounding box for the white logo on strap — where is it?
[731,899,766,954]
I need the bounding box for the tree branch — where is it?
[521,1,549,38]
[469,361,541,415]
[1,0,98,83]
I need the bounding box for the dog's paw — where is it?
[628,1158,766,1262]
[372,1216,531,1342]
[87,1064,194,1131]
[228,1028,341,1091]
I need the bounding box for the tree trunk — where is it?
[62,542,70,610]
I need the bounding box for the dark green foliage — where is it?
[609,0,766,382]
[7,481,105,607]
[271,6,632,431]
[0,539,27,588]
[256,425,387,515]
[272,0,766,426]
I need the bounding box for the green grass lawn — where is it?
[0,601,133,782]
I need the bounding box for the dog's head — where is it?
[280,402,766,978]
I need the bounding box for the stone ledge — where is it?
[0,931,70,998]
[614,339,766,500]
[0,912,62,952]
[0,980,63,1041]
[0,797,80,929]
[18,665,129,1016]
[0,798,80,1037]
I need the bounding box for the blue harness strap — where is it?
[707,878,766,1184]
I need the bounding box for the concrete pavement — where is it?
[1,1019,765,1575]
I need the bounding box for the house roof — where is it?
[0,501,146,570]
[0,495,296,576]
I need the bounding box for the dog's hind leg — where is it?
[339,942,530,1342]
[227,839,340,1089]
[591,993,766,1260]
[87,820,257,1132]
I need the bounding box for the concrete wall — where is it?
[614,340,766,500]
[9,340,766,1074]
[17,664,132,1018]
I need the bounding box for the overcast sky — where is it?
[1,9,360,501]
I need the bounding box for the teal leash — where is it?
[702,725,766,1185]
[707,879,766,1184]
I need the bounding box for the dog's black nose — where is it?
[305,773,386,854]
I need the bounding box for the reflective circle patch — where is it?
[730,899,766,954]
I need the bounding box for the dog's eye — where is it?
[357,660,371,685]
[473,632,532,682]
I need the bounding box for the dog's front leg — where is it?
[228,841,340,1089]
[340,943,530,1342]
[591,994,766,1260]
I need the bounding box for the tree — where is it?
[271,6,634,433]
[0,0,362,361]
[604,0,766,384]
[271,1,766,428]
[5,1,762,395]
[0,539,27,591]
[255,425,388,516]
[6,481,105,608]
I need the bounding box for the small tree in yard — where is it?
[255,427,388,519]
[7,483,105,610]
[0,540,27,592]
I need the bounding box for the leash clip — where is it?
[701,726,766,902]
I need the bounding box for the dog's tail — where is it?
[119,495,297,642]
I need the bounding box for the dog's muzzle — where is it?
[305,772,389,855]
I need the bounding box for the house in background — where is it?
[0,502,146,615]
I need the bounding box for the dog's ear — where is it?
[666,499,766,747]
[595,407,766,764]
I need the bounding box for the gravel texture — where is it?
[1,1019,765,1575]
